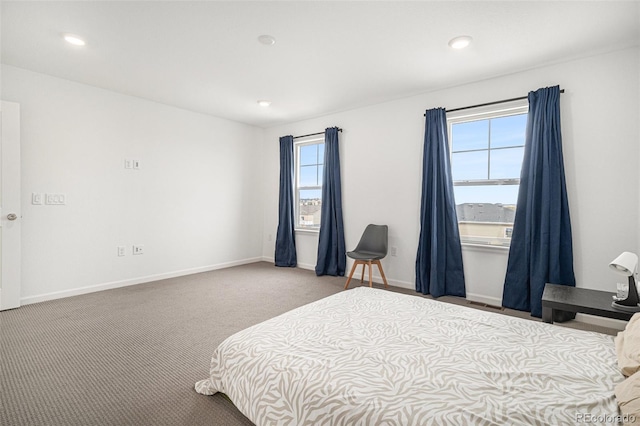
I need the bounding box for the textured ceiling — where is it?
[2,1,639,127]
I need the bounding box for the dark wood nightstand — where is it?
[542,283,635,324]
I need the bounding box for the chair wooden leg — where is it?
[346,260,387,289]
[375,260,389,288]
[344,261,359,290]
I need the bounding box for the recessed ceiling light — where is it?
[63,33,86,46]
[257,100,272,107]
[448,35,472,50]
[257,35,276,46]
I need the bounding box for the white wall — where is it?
[2,65,264,303]
[262,47,640,303]
[3,47,638,306]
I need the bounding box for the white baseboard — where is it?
[30,254,627,332]
[252,261,630,331]
[261,256,314,270]
[465,293,503,306]
[465,293,626,330]
[575,313,627,331]
[295,262,316,271]
[274,259,415,288]
[21,257,264,306]
[384,278,414,290]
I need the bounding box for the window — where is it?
[295,138,324,230]
[447,101,528,247]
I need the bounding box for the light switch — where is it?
[32,193,43,205]
[45,193,66,205]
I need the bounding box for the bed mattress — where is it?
[196,287,623,425]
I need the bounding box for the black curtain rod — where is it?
[292,128,342,139]
[424,89,565,116]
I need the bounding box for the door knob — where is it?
[6,213,17,221]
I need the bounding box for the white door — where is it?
[0,101,21,310]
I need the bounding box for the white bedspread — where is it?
[196,287,623,425]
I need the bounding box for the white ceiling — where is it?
[2,1,639,128]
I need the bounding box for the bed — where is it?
[195,287,624,425]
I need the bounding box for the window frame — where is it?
[294,136,325,232]
[447,100,528,248]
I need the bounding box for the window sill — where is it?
[461,242,510,253]
[295,228,320,235]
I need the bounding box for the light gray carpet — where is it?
[0,262,617,425]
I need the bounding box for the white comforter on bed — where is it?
[196,287,623,425]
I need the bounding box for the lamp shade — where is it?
[609,252,638,276]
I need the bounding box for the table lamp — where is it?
[609,251,640,312]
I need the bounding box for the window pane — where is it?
[490,147,524,179]
[451,120,489,152]
[451,151,488,181]
[299,165,319,186]
[298,189,322,228]
[296,141,324,229]
[454,185,520,246]
[448,106,527,247]
[453,184,519,205]
[299,144,318,166]
[491,114,527,148]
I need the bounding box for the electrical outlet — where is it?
[133,245,144,255]
[124,159,133,169]
[390,246,398,257]
[117,246,126,257]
